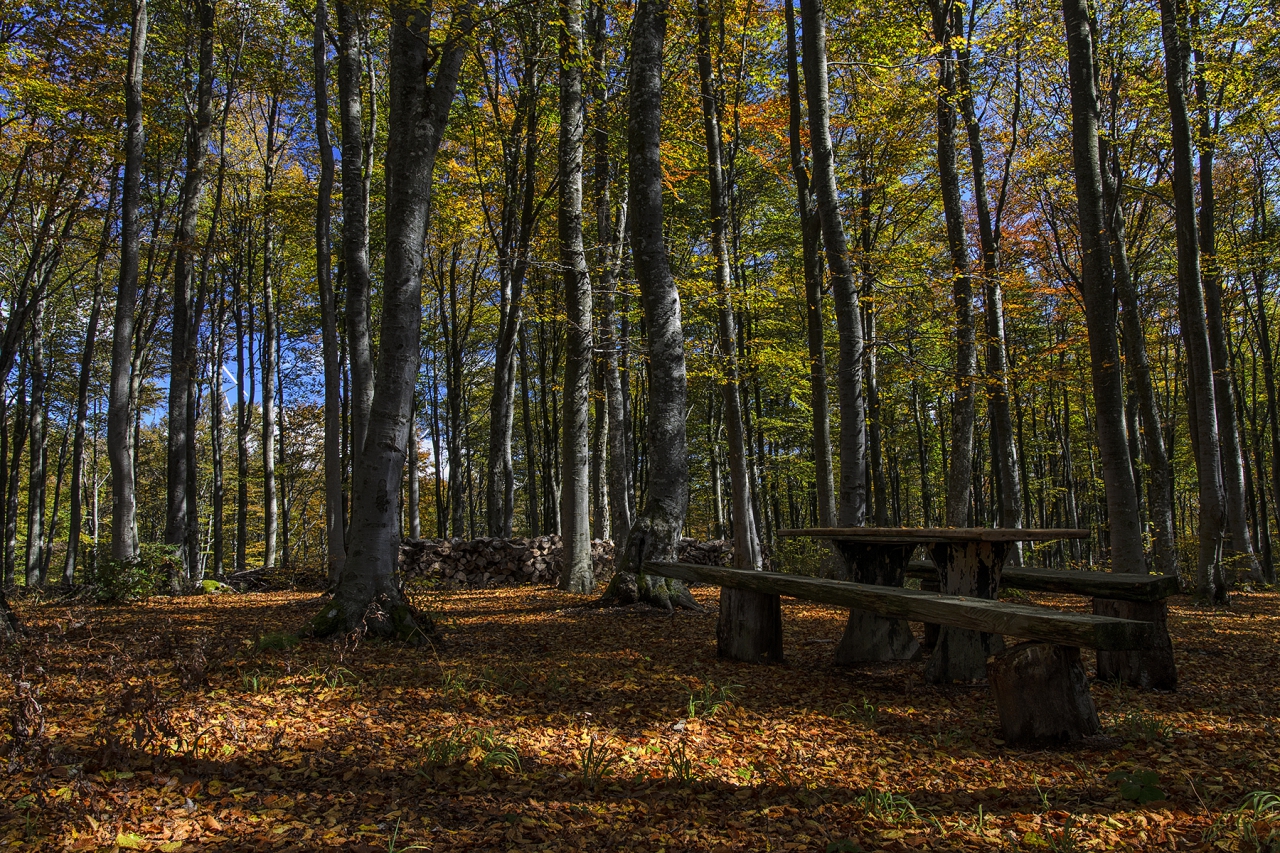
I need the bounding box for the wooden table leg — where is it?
[832,543,921,663]
[925,540,1009,683]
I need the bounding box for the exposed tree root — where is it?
[307,590,437,646]
[596,515,702,612]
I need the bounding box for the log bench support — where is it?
[988,642,1101,745]
[833,543,920,664]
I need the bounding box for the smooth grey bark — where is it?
[338,0,374,474]
[314,0,472,640]
[1196,74,1260,581]
[1158,0,1227,602]
[785,0,834,528]
[316,0,346,585]
[1100,138,1178,577]
[800,0,866,527]
[64,172,116,585]
[588,0,632,549]
[956,15,1023,555]
[559,0,594,593]
[697,0,777,660]
[210,292,225,579]
[407,410,421,539]
[24,308,45,587]
[600,0,697,611]
[166,0,215,582]
[927,0,976,528]
[108,0,146,564]
[261,95,281,572]
[1248,182,1280,584]
[1061,0,1146,573]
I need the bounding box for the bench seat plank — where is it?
[642,562,1156,651]
[778,527,1089,543]
[905,561,1179,602]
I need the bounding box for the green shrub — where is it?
[83,543,178,602]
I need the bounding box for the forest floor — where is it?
[1,580,1278,852]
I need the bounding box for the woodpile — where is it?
[398,536,737,589]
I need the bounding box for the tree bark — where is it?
[316,0,347,585]
[1157,0,1227,602]
[800,0,867,527]
[108,0,147,564]
[589,0,632,549]
[165,0,215,583]
[314,0,472,640]
[559,0,595,593]
[64,171,116,585]
[927,0,977,528]
[600,0,697,611]
[785,0,835,529]
[1061,0,1146,573]
[261,95,281,573]
[697,0,776,660]
[24,310,46,587]
[338,0,374,474]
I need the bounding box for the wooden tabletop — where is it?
[777,527,1091,543]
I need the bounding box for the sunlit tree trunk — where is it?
[261,95,281,573]
[1158,0,1227,602]
[24,308,45,587]
[108,0,146,564]
[314,0,472,640]
[800,0,867,527]
[559,0,595,593]
[316,0,346,584]
[601,0,697,611]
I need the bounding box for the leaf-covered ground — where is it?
[2,583,1278,851]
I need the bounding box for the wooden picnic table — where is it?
[776,527,1091,682]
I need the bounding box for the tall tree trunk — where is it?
[260,94,283,573]
[589,0,632,549]
[600,0,696,611]
[166,0,215,583]
[64,171,117,585]
[407,408,421,539]
[957,15,1023,554]
[559,0,595,593]
[1068,0,1177,688]
[1249,179,1280,584]
[927,0,976,527]
[314,0,472,640]
[1100,138,1177,577]
[518,323,541,535]
[1195,75,1260,581]
[108,0,147,563]
[1158,0,1227,602]
[338,0,374,472]
[785,0,835,529]
[24,312,46,587]
[800,0,867,527]
[698,0,778,661]
[1060,0,1145,571]
[210,293,225,579]
[316,0,347,584]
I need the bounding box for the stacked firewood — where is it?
[399,536,615,588]
[398,536,737,589]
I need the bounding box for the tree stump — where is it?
[717,588,784,663]
[833,543,921,664]
[988,641,1100,746]
[1094,598,1177,690]
[925,541,1007,682]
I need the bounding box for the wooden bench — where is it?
[905,560,1180,602]
[643,561,1158,746]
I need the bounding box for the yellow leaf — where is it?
[116,832,146,849]
[159,843,183,852]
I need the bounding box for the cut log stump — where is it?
[925,540,1008,683]
[833,543,920,664]
[717,588,784,664]
[988,641,1100,746]
[1094,598,1177,691]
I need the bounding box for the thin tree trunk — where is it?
[261,94,281,572]
[1248,179,1280,584]
[108,0,147,564]
[316,0,346,584]
[927,0,977,527]
[64,171,117,585]
[1158,0,1227,602]
[166,0,214,583]
[600,0,697,611]
[338,0,374,472]
[785,0,834,529]
[24,313,45,587]
[800,0,867,527]
[559,0,594,593]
